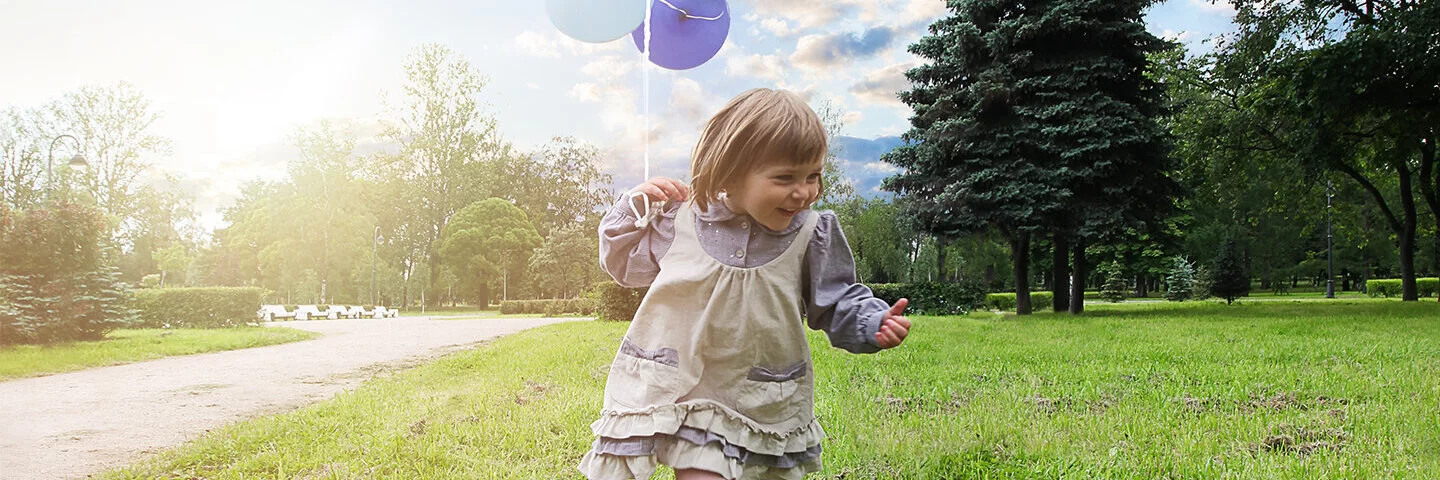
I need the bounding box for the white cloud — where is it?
[897,0,947,30]
[725,53,785,81]
[514,31,560,58]
[742,0,859,29]
[851,63,914,107]
[669,78,708,126]
[842,110,864,127]
[1187,0,1237,14]
[759,18,797,37]
[861,161,900,174]
[1161,29,1195,42]
[790,26,899,72]
[580,55,635,81]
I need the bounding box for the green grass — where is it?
[105,301,1440,479]
[0,327,319,381]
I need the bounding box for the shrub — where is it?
[865,282,987,316]
[1210,238,1249,304]
[1164,256,1196,302]
[984,292,1054,312]
[1100,261,1128,303]
[1366,278,1439,298]
[132,287,266,328]
[598,283,649,321]
[499,298,603,316]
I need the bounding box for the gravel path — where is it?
[0,315,584,480]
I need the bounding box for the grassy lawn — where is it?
[105,300,1439,479]
[0,327,319,381]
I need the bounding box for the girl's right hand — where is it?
[630,177,690,202]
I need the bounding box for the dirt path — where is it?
[0,315,583,480]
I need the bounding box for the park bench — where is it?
[257,305,296,322]
[294,305,328,320]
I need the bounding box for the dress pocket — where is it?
[735,362,811,424]
[605,339,683,409]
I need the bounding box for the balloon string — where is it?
[632,0,658,229]
[656,0,725,20]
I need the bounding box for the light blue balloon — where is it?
[546,0,647,44]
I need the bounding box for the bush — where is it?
[132,287,266,328]
[1100,261,1128,303]
[598,283,649,321]
[1366,278,1439,298]
[984,292,1054,312]
[1,202,135,345]
[1210,238,1249,304]
[1164,256,1195,302]
[866,282,987,316]
[497,298,601,316]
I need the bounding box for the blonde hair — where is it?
[690,88,827,212]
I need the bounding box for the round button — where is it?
[740,222,749,229]
[735,249,745,258]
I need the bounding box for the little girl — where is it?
[579,88,912,480]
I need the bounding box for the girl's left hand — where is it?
[876,298,912,349]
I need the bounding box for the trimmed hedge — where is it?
[596,282,650,321]
[985,292,1055,312]
[864,282,987,316]
[1366,278,1439,298]
[132,287,266,328]
[498,298,598,316]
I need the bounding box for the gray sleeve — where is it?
[598,194,679,288]
[802,211,886,354]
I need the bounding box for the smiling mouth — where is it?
[778,207,800,216]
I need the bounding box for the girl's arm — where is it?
[802,211,887,354]
[598,194,681,288]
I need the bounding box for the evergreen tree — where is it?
[1210,238,1249,304]
[1164,255,1195,301]
[884,0,1180,315]
[1100,261,1128,302]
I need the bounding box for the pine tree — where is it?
[1100,261,1129,302]
[884,0,1180,315]
[1210,238,1249,304]
[1164,256,1195,301]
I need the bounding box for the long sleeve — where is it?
[598,194,680,288]
[802,211,887,354]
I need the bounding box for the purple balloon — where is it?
[631,0,730,70]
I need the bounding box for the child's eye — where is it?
[773,175,794,182]
[807,174,822,182]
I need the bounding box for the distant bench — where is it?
[258,305,400,321]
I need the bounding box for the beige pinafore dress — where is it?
[579,202,824,480]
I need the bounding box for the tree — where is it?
[498,137,613,237]
[885,0,1179,315]
[438,198,542,308]
[379,44,511,305]
[1100,261,1129,303]
[814,100,857,209]
[527,222,600,299]
[0,201,135,345]
[153,243,192,288]
[1211,237,1249,304]
[1165,256,1195,301]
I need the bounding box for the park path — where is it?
[0,315,583,480]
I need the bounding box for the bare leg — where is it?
[674,468,727,480]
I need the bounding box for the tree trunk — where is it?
[1012,232,1032,315]
[476,282,490,311]
[1052,234,1070,312]
[936,235,950,282]
[1069,238,1086,314]
[1399,161,1419,301]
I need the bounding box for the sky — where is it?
[0,0,1238,230]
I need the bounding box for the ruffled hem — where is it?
[590,402,824,456]
[594,426,822,468]
[579,437,820,480]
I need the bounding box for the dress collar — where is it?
[692,195,808,236]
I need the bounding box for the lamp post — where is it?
[1326,180,1335,299]
[47,134,88,188]
[372,226,381,306]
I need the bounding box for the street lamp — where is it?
[1326,180,1335,299]
[47,134,88,188]
[371,226,381,306]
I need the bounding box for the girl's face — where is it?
[724,156,824,231]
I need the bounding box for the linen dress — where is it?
[579,201,825,480]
